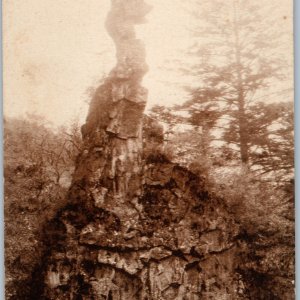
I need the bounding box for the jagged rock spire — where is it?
[74,0,152,204]
[104,0,152,136]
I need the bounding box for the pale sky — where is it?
[3,0,293,127]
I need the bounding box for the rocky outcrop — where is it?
[36,159,242,299]
[31,0,244,300]
[77,0,153,208]
[31,1,244,299]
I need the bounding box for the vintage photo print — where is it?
[3,0,294,299]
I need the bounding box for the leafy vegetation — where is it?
[4,116,82,299]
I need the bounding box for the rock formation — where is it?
[32,1,244,299]
[30,1,256,299]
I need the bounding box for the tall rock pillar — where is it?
[71,0,152,216]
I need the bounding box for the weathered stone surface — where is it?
[35,156,245,299]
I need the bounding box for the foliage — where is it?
[4,116,82,299]
[4,116,82,185]
[224,101,294,181]
[218,170,293,237]
[174,0,293,165]
[218,170,294,299]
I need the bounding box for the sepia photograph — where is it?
[3,0,294,299]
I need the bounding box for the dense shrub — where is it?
[4,117,81,299]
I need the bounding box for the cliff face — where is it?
[32,1,242,299]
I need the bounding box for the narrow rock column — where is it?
[71,0,152,213]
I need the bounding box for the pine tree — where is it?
[177,0,292,165]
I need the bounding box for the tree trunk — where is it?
[233,0,249,165]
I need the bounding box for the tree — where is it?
[176,0,292,165]
[224,101,294,182]
[4,116,83,185]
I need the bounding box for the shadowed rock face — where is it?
[39,161,241,300]
[33,1,243,299]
